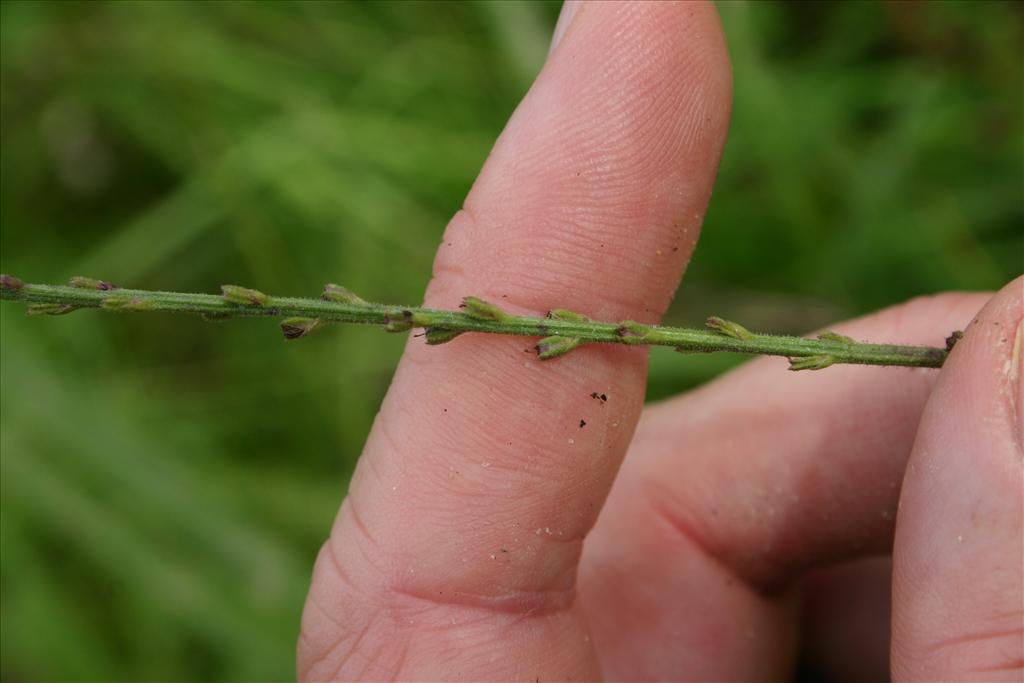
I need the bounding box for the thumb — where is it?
[892,276,1024,681]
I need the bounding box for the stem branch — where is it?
[0,277,953,370]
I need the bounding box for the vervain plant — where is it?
[0,274,958,370]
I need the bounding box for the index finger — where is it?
[300,2,732,680]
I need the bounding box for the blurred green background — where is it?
[0,1,1020,680]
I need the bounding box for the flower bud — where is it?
[383,309,414,333]
[817,331,854,344]
[100,296,154,311]
[461,296,509,322]
[69,276,117,291]
[547,308,589,323]
[322,284,366,305]
[26,303,75,316]
[616,321,652,343]
[280,317,323,340]
[0,274,24,291]
[788,355,835,371]
[705,316,753,341]
[424,327,463,345]
[536,335,580,360]
[221,285,269,307]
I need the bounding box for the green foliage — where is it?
[0,1,1020,680]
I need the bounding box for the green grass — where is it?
[1,1,1021,680]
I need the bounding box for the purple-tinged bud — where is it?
[536,335,580,360]
[616,321,652,344]
[69,276,118,291]
[281,317,323,340]
[0,274,24,291]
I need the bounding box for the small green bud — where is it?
[817,331,854,344]
[536,335,581,360]
[221,285,268,307]
[69,276,117,291]
[322,284,366,305]
[26,303,75,316]
[101,296,154,311]
[789,355,835,371]
[547,309,589,323]
[461,296,509,322]
[0,274,24,291]
[281,317,323,340]
[383,309,414,333]
[616,321,653,344]
[424,327,463,345]
[706,316,753,341]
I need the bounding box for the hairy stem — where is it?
[0,276,954,370]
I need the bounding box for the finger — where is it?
[892,277,1023,681]
[800,557,892,683]
[580,291,989,680]
[299,2,733,680]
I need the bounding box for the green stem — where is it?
[0,277,953,370]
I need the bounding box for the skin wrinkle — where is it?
[306,611,380,682]
[663,375,930,584]
[387,582,578,619]
[972,660,1024,674]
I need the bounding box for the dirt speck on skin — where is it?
[579,419,586,428]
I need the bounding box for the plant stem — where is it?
[0,278,953,370]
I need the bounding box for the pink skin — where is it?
[298,2,1023,680]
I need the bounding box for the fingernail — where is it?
[549,0,582,55]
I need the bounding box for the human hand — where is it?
[298,2,1023,680]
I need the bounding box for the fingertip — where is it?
[892,276,1024,681]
